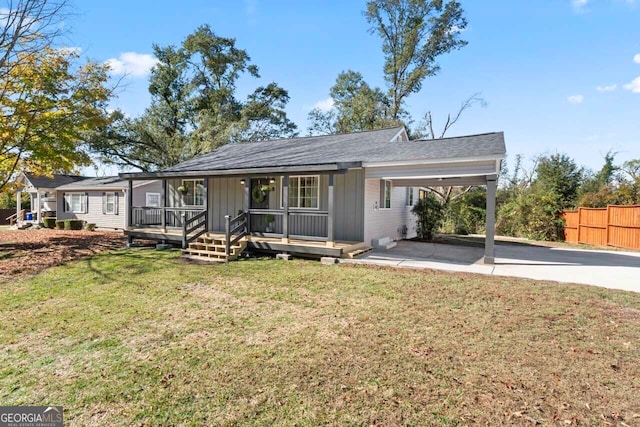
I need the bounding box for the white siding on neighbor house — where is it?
[363,178,418,245]
[57,190,125,229]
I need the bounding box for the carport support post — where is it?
[484,177,497,264]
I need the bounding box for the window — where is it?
[146,192,161,207]
[406,187,414,207]
[379,180,391,209]
[103,192,118,214]
[281,176,319,209]
[63,193,87,213]
[419,189,428,201]
[181,179,204,206]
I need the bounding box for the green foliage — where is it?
[0,47,112,191]
[42,217,57,229]
[85,223,96,231]
[533,153,583,209]
[441,187,486,235]
[55,220,65,230]
[365,0,468,120]
[412,194,444,240]
[88,25,298,171]
[307,70,401,135]
[64,219,84,230]
[497,188,565,241]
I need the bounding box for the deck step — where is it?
[343,245,373,259]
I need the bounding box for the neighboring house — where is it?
[11,173,160,230]
[56,177,161,230]
[120,126,506,263]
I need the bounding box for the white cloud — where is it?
[567,94,584,104]
[105,52,158,77]
[313,97,335,112]
[596,84,617,92]
[623,76,640,93]
[572,0,588,10]
[634,53,640,64]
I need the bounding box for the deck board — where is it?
[125,228,364,257]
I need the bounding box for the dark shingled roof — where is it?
[56,176,127,191]
[164,127,505,173]
[23,173,86,189]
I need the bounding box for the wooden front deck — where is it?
[125,228,368,258]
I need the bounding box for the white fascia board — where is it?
[379,172,496,180]
[362,154,504,168]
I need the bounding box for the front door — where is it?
[250,178,273,233]
[250,178,270,210]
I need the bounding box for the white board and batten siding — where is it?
[363,178,418,245]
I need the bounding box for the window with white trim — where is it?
[63,193,87,213]
[103,192,117,214]
[380,180,391,209]
[281,176,319,209]
[181,179,204,206]
[406,187,414,207]
[146,192,161,207]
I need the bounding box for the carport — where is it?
[363,142,502,263]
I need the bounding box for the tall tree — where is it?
[89,25,298,171]
[0,0,112,191]
[365,0,468,120]
[307,70,400,135]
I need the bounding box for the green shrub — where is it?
[411,194,444,241]
[42,217,57,229]
[85,223,96,231]
[440,187,487,235]
[63,219,84,230]
[55,220,65,230]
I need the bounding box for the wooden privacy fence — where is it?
[562,205,640,249]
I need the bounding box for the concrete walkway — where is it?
[342,240,640,293]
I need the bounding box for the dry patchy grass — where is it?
[0,249,639,425]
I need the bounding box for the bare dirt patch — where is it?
[0,229,124,278]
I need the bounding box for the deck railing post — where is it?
[244,177,250,236]
[282,175,289,243]
[161,179,167,232]
[225,215,231,255]
[126,180,133,229]
[181,213,187,249]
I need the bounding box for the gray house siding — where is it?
[210,177,244,231]
[57,190,124,229]
[161,171,364,241]
[132,180,162,206]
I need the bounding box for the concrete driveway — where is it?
[343,240,640,293]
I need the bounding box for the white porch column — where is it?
[16,191,21,219]
[484,176,497,264]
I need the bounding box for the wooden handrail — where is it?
[6,209,25,226]
[225,212,248,255]
[181,210,207,249]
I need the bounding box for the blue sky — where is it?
[66,0,640,175]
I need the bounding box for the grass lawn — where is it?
[1,249,639,425]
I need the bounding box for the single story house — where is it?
[11,173,161,230]
[120,126,506,263]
